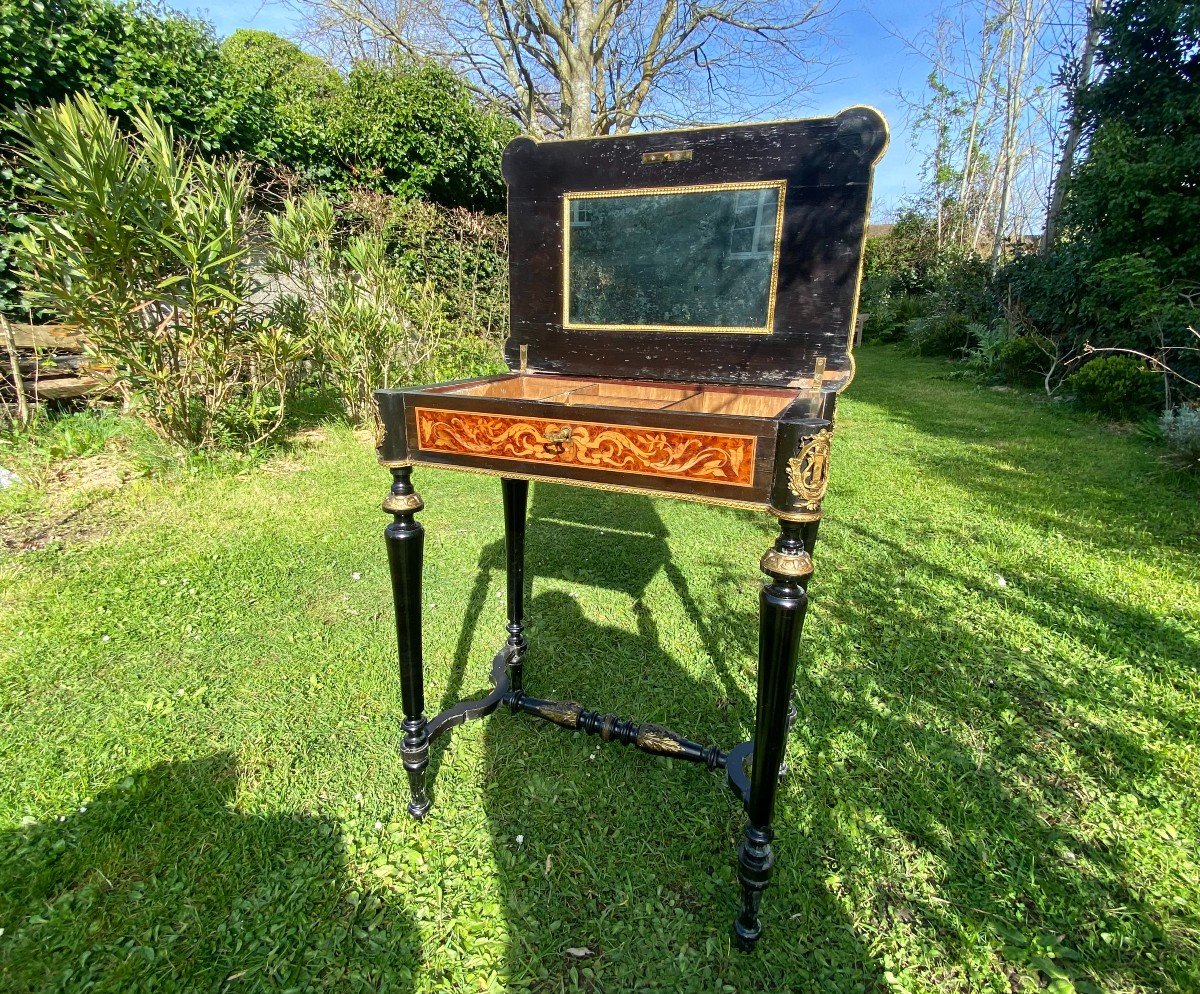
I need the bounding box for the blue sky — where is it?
[193,0,931,217]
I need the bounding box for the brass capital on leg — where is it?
[383,464,424,515]
[383,490,424,514]
[759,546,814,579]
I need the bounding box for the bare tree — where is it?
[292,0,441,68]
[287,0,840,137]
[990,0,1051,268]
[1041,0,1103,251]
[889,0,1090,260]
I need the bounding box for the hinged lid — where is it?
[502,107,887,389]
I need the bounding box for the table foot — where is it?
[735,825,774,951]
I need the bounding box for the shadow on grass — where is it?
[481,587,888,988]
[0,753,420,992]
[426,477,1197,989]
[790,519,1200,989]
[427,484,759,789]
[421,483,885,987]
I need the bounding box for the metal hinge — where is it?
[811,355,827,388]
[520,344,528,373]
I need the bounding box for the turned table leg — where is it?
[384,466,431,820]
[736,520,813,951]
[780,519,819,777]
[502,478,529,693]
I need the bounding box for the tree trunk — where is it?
[992,0,1040,270]
[955,10,1000,251]
[566,64,594,137]
[559,0,596,138]
[2,313,30,426]
[1042,0,1103,252]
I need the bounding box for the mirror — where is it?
[564,182,784,333]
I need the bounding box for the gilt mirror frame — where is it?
[561,180,788,335]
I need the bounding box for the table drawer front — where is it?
[414,407,756,487]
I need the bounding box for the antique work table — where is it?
[374,107,887,950]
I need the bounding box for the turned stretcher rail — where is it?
[504,690,728,770]
[426,647,512,742]
[417,636,755,806]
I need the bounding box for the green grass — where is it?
[0,407,278,552]
[2,346,1198,993]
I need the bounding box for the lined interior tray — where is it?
[443,375,798,418]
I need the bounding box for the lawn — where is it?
[2,346,1198,993]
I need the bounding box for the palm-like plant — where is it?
[11,95,305,448]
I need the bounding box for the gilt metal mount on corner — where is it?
[786,428,833,512]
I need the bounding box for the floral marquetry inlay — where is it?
[414,408,756,487]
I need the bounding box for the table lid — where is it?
[502,107,887,390]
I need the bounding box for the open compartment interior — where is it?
[450,375,583,400]
[442,375,798,419]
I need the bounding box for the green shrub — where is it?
[11,95,306,449]
[381,197,509,343]
[1160,405,1200,473]
[0,408,128,469]
[862,210,941,295]
[0,7,516,314]
[1078,254,1182,353]
[265,189,509,412]
[960,321,1009,380]
[1065,355,1163,419]
[220,30,346,180]
[906,312,978,357]
[333,61,517,212]
[266,192,454,423]
[426,335,505,382]
[997,336,1054,388]
[998,0,1200,401]
[1,0,246,312]
[934,254,996,326]
[0,0,240,142]
[864,294,928,344]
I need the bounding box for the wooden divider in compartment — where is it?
[448,375,585,400]
[444,374,798,418]
[667,387,797,418]
[556,381,699,409]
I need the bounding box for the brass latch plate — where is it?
[642,150,693,165]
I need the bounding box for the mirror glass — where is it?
[565,183,783,333]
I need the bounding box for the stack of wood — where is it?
[2,320,105,415]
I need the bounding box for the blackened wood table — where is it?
[373,108,887,950]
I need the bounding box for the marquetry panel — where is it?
[414,408,756,487]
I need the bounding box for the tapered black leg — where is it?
[502,478,529,693]
[736,520,812,951]
[384,466,430,819]
[780,519,820,777]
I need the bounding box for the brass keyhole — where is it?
[543,426,572,453]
